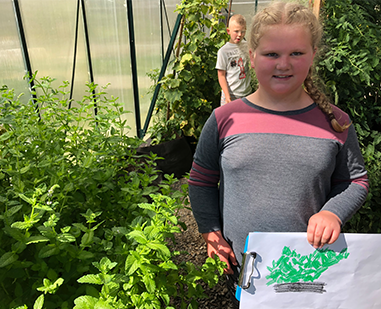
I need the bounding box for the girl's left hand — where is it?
[307,210,342,249]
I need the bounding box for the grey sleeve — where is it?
[188,112,222,233]
[322,125,369,224]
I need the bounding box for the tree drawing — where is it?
[266,246,349,293]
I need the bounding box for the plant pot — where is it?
[137,136,194,179]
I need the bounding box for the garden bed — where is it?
[172,179,235,309]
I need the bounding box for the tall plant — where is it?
[318,0,381,232]
[0,75,225,309]
[148,0,229,143]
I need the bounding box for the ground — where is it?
[172,207,235,309]
[170,179,235,309]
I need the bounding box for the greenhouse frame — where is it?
[1,0,266,138]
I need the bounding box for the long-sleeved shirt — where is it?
[189,98,368,264]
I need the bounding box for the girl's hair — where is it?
[249,1,350,132]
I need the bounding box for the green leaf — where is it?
[142,275,156,294]
[39,244,60,258]
[77,274,103,285]
[73,295,98,309]
[3,225,25,242]
[5,205,23,217]
[128,230,147,244]
[18,194,34,205]
[33,294,44,309]
[57,233,76,243]
[20,165,31,174]
[164,89,182,104]
[34,204,54,211]
[0,131,12,142]
[82,155,94,168]
[147,241,171,258]
[26,235,50,244]
[81,230,94,247]
[159,260,178,270]
[125,252,141,275]
[94,300,114,309]
[77,251,94,260]
[0,251,18,267]
[180,53,193,63]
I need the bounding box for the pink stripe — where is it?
[188,179,216,187]
[333,175,369,192]
[191,162,220,176]
[189,162,220,187]
[215,101,350,144]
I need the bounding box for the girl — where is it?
[188,1,369,308]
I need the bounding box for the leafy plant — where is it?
[318,0,381,233]
[147,0,229,144]
[0,75,225,308]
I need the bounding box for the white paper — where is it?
[238,233,381,309]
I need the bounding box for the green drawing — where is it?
[266,246,349,286]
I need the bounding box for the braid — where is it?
[304,68,351,133]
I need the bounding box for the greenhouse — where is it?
[0,0,380,308]
[0,0,268,138]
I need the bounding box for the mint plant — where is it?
[0,75,225,309]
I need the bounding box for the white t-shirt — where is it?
[216,41,252,98]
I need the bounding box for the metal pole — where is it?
[126,0,142,138]
[69,0,80,108]
[160,0,164,63]
[12,0,39,115]
[141,13,183,137]
[80,0,97,117]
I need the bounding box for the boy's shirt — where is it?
[216,41,252,98]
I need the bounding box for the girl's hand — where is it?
[202,230,237,274]
[307,210,342,249]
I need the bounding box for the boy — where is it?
[216,14,252,105]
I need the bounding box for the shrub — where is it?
[0,75,225,309]
[319,0,381,232]
[147,0,230,144]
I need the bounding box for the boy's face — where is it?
[227,21,246,44]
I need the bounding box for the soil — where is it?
[170,179,236,309]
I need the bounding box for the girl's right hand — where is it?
[202,230,238,274]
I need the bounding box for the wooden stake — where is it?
[309,0,322,19]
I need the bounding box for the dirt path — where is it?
[172,200,235,308]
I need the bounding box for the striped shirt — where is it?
[189,98,368,264]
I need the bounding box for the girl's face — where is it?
[250,24,316,100]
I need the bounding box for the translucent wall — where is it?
[0,0,271,137]
[0,0,29,96]
[0,0,180,137]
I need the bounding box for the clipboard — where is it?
[236,232,381,309]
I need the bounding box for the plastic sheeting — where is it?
[0,0,269,137]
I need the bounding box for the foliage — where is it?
[318,0,381,233]
[147,0,229,144]
[0,75,226,309]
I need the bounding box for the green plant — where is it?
[147,0,229,144]
[318,0,381,233]
[0,75,225,308]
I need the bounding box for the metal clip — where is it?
[238,252,257,289]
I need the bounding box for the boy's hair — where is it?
[228,14,246,28]
[249,1,350,133]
